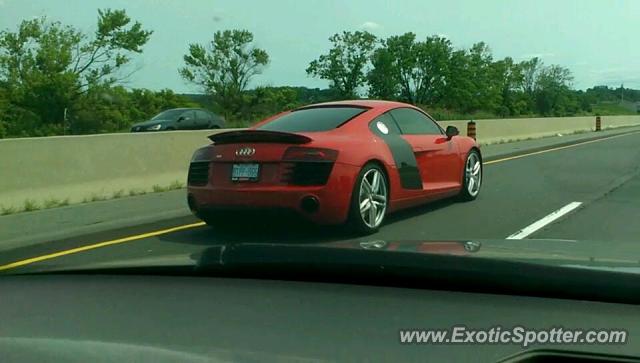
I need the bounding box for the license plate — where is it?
[231,163,260,181]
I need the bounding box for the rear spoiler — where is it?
[208,130,312,145]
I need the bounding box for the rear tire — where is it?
[347,163,389,235]
[458,149,482,201]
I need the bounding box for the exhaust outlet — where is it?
[300,196,319,213]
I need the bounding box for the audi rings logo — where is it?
[235,147,256,156]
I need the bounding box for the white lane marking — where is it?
[506,202,583,240]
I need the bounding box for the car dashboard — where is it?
[0,275,639,362]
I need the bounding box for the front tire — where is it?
[348,163,389,235]
[458,149,482,201]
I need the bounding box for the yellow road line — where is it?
[0,222,205,272]
[2,130,639,272]
[485,131,640,165]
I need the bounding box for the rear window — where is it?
[258,106,367,132]
[151,109,186,120]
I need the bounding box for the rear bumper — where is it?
[187,162,360,225]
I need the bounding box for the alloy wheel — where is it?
[359,168,388,228]
[465,152,482,197]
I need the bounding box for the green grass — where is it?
[1,206,17,215]
[23,199,40,212]
[128,188,147,197]
[591,102,637,116]
[152,180,185,193]
[152,184,168,193]
[43,198,71,209]
[0,180,187,217]
[570,129,590,135]
[44,198,61,209]
[168,180,185,189]
[83,193,107,203]
[91,194,107,202]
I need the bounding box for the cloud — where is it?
[361,21,381,31]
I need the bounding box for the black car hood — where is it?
[38,238,640,273]
[21,238,640,304]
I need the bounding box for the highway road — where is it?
[2,130,640,273]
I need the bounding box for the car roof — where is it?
[298,100,414,110]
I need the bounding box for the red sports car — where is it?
[187,100,482,234]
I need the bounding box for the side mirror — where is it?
[445,126,459,139]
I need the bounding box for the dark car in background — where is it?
[130,108,225,132]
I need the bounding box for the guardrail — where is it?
[1,115,639,212]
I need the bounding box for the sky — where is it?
[1,0,638,92]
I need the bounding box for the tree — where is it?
[442,43,500,113]
[127,88,198,123]
[0,10,152,95]
[306,31,376,99]
[520,57,543,96]
[179,29,269,119]
[443,49,474,112]
[490,57,525,116]
[368,33,452,105]
[534,64,574,116]
[414,35,452,104]
[69,87,199,134]
[70,85,129,134]
[367,47,400,99]
[0,9,152,134]
[463,42,501,112]
[376,33,415,102]
[241,86,300,122]
[0,86,9,138]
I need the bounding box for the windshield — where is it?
[151,109,185,120]
[257,106,367,132]
[2,1,640,291]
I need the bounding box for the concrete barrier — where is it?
[2,115,640,212]
[0,129,236,212]
[438,115,640,144]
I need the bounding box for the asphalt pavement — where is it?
[2,127,640,273]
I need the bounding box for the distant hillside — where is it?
[592,101,639,115]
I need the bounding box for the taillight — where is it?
[281,147,337,186]
[283,147,338,162]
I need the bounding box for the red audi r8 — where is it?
[187,100,482,234]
